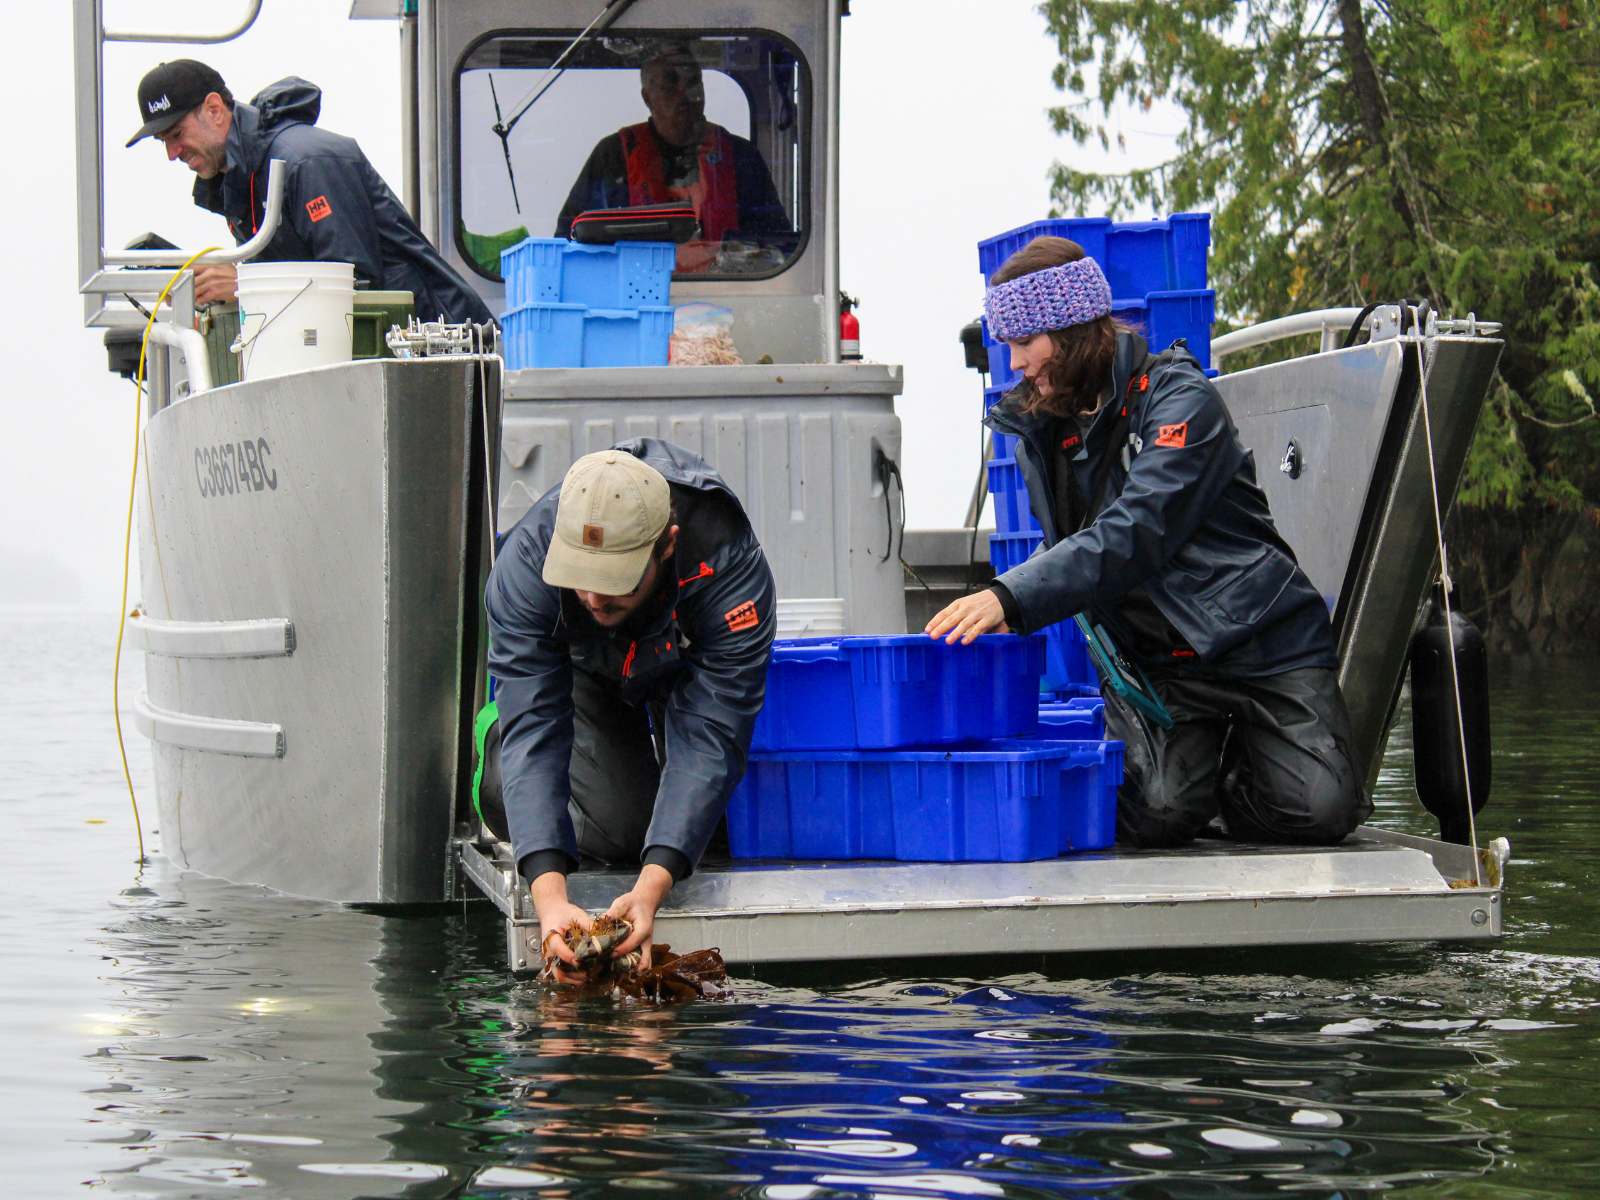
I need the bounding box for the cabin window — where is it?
[456,31,810,283]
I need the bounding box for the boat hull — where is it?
[1215,336,1502,786]
[135,358,493,904]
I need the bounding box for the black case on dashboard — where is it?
[569,203,700,245]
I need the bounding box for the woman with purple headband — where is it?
[926,236,1369,849]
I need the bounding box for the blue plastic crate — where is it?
[987,456,1040,534]
[987,531,1098,693]
[978,213,1209,295]
[979,217,1113,281]
[984,382,1017,460]
[1111,289,1215,371]
[500,238,676,310]
[581,306,675,367]
[984,384,1015,450]
[750,633,1046,751]
[499,303,674,370]
[1042,618,1095,693]
[981,318,1022,389]
[1038,697,1105,740]
[983,737,1122,854]
[498,302,585,369]
[1044,682,1104,702]
[727,737,1122,861]
[989,530,1043,575]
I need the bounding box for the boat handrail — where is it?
[1211,305,1503,368]
[1210,307,1370,367]
[104,0,262,44]
[102,159,287,268]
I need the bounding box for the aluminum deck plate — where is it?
[457,828,1506,971]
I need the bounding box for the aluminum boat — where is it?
[73,0,1508,966]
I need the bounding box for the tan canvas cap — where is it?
[542,450,671,594]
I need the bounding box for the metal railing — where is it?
[103,0,262,43]
[75,0,274,331]
[1211,305,1502,369]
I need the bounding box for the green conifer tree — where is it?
[1040,0,1600,650]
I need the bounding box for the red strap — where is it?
[679,561,715,587]
[621,641,637,678]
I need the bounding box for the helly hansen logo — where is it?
[724,600,758,632]
[582,524,605,547]
[1154,422,1189,448]
[148,94,171,114]
[1062,434,1080,449]
[305,195,333,222]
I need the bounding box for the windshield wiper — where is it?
[487,73,520,214]
[489,0,643,214]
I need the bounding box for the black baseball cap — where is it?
[126,59,229,147]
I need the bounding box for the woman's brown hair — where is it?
[990,236,1127,418]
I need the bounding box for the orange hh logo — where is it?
[582,524,605,547]
[724,600,759,632]
[305,195,333,222]
[1154,422,1189,448]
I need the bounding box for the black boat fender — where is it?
[1409,583,1492,844]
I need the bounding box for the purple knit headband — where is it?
[984,258,1113,342]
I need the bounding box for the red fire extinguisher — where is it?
[839,291,861,361]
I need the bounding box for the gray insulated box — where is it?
[498,363,906,635]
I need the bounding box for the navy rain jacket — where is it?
[485,438,776,881]
[194,78,493,326]
[985,331,1337,675]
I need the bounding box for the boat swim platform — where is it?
[456,828,1508,971]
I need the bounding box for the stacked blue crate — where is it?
[729,634,1122,861]
[977,213,1215,377]
[498,238,677,370]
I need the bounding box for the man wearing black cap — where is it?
[129,60,491,324]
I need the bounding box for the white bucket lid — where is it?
[237,261,356,288]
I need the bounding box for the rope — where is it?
[115,248,222,865]
[1411,303,1483,885]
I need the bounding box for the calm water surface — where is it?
[3,612,1597,1198]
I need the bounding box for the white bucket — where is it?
[776,598,846,639]
[236,261,355,381]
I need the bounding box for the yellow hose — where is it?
[114,249,222,864]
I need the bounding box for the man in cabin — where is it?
[554,42,794,272]
[482,440,775,978]
[127,59,492,325]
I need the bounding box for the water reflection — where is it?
[65,649,1600,1199]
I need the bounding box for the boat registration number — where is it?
[193,438,278,498]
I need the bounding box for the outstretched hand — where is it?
[926,589,1009,645]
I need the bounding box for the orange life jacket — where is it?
[619,121,739,273]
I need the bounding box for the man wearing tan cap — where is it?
[483,438,775,978]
